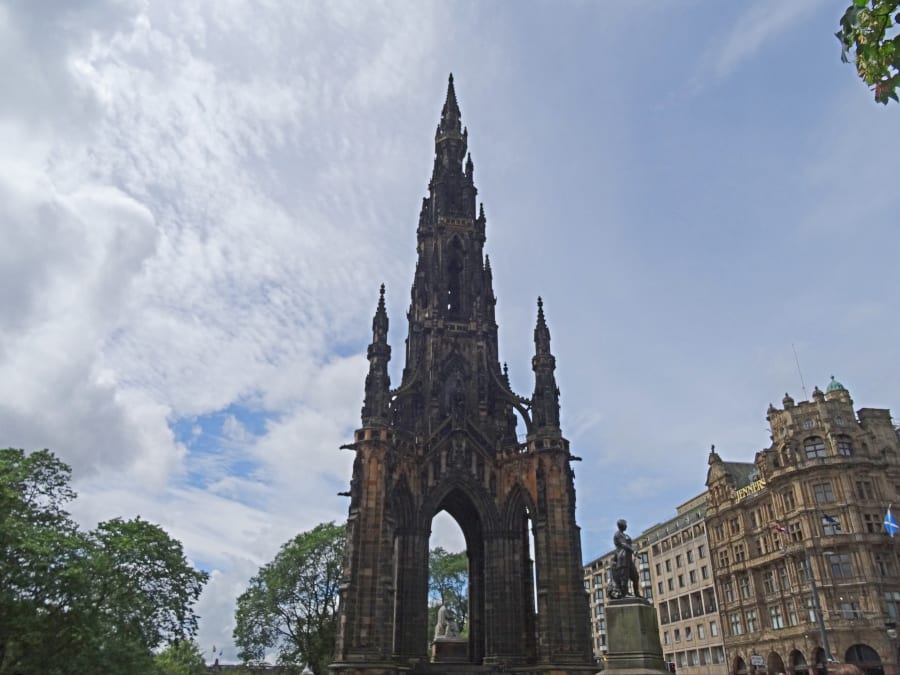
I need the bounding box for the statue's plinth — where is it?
[430,637,467,663]
[603,597,668,675]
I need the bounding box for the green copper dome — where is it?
[826,375,846,393]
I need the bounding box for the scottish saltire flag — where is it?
[885,506,899,537]
[822,513,839,525]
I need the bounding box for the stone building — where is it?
[639,493,727,674]
[705,379,900,675]
[331,75,593,675]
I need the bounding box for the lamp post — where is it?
[803,552,833,672]
[886,621,898,675]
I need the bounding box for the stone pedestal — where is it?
[603,597,668,675]
[430,637,467,663]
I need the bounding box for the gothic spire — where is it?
[439,73,461,135]
[534,296,551,356]
[362,284,391,426]
[531,297,560,430]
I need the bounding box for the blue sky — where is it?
[2,0,898,663]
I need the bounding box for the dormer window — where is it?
[837,437,854,457]
[804,437,826,459]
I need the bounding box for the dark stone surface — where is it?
[604,598,668,675]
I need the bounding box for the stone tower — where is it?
[331,75,594,675]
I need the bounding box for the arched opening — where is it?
[504,485,538,662]
[768,651,786,675]
[446,238,464,318]
[429,512,468,641]
[427,487,486,665]
[811,647,827,675]
[734,655,749,675]
[846,644,884,675]
[789,649,808,674]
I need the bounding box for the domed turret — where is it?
[826,375,846,393]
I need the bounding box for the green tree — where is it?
[234,522,346,675]
[155,641,208,675]
[428,547,468,636]
[837,0,900,104]
[0,448,208,675]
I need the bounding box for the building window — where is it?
[698,544,706,559]
[803,419,815,430]
[739,575,752,599]
[666,559,672,572]
[678,574,684,588]
[823,515,842,536]
[718,549,729,567]
[789,522,803,542]
[658,581,663,594]
[763,569,776,595]
[876,554,893,576]
[856,480,875,500]
[656,563,661,575]
[724,580,734,602]
[668,578,674,591]
[689,570,697,584]
[664,631,670,645]
[839,601,862,619]
[594,589,603,601]
[804,436,826,458]
[734,544,746,562]
[807,597,817,623]
[769,605,785,629]
[884,591,900,621]
[813,482,835,503]
[593,574,602,587]
[713,646,725,663]
[837,437,854,456]
[783,488,796,511]
[687,550,694,563]
[685,626,693,641]
[779,564,790,590]
[746,610,758,633]
[701,565,709,580]
[787,600,799,626]
[729,518,741,535]
[829,553,853,578]
[674,629,681,642]
[710,621,718,637]
[697,622,705,639]
[676,554,683,568]
[729,612,743,636]
[865,513,881,533]
[796,558,808,582]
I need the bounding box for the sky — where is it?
[2,0,898,664]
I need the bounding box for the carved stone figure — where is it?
[608,519,641,599]
[434,604,460,640]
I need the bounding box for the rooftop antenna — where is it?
[791,343,809,399]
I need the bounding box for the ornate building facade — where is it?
[705,379,900,675]
[331,76,593,675]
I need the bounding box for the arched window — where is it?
[804,437,826,459]
[837,436,854,457]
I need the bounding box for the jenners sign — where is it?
[733,478,766,503]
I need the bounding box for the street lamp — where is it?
[803,551,833,670]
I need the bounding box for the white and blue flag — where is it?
[885,506,899,537]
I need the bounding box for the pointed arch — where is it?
[388,473,417,533]
[502,481,537,530]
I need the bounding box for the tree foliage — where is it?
[154,641,208,675]
[0,448,208,675]
[837,0,900,104]
[428,547,468,634]
[234,521,346,675]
